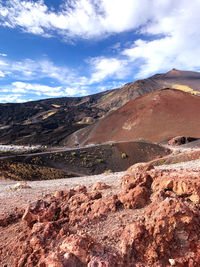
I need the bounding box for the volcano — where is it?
[1,69,200,145]
[75,88,200,145]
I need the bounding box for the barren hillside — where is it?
[76,89,200,145]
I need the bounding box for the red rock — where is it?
[90,191,102,200]
[121,162,153,193]
[22,200,47,228]
[60,234,103,264]
[92,182,110,191]
[53,190,65,198]
[6,161,200,267]
[91,195,121,219]
[0,210,23,227]
[168,136,197,146]
[53,189,76,201]
[119,185,150,209]
[88,254,119,267]
[69,192,90,208]
[75,185,88,193]
[22,200,60,228]
[39,252,85,267]
[151,169,200,203]
[120,222,145,264]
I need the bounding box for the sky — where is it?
[0,0,200,103]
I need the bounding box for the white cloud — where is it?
[0,70,5,77]
[11,81,63,96]
[0,57,73,83]
[65,86,88,96]
[1,80,90,101]
[0,94,24,103]
[121,0,200,78]
[89,57,128,83]
[0,53,7,57]
[1,0,200,99]
[0,0,168,39]
[65,87,79,96]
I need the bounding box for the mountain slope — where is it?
[1,69,200,145]
[152,68,200,94]
[74,89,200,145]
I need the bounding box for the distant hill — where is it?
[1,69,200,145]
[75,89,200,145]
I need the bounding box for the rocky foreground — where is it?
[1,162,200,266]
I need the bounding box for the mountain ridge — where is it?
[1,69,200,145]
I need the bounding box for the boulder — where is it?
[119,185,150,209]
[121,162,153,193]
[22,200,60,228]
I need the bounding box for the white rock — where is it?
[8,181,31,191]
[169,259,176,266]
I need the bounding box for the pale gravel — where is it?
[1,158,200,216]
[156,159,200,170]
[0,172,124,216]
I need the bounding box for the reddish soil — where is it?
[82,89,200,145]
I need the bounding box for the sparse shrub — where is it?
[104,169,112,174]
[96,158,103,163]
[159,158,165,165]
[121,152,127,159]
[71,151,76,157]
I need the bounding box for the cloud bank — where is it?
[0,0,200,102]
[0,0,152,38]
[1,0,199,76]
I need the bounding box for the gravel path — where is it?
[155,159,200,170]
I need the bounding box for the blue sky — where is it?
[0,0,200,103]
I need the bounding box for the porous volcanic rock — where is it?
[3,162,200,266]
[119,185,150,209]
[121,162,153,193]
[168,136,198,146]
[92,182,110,191]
